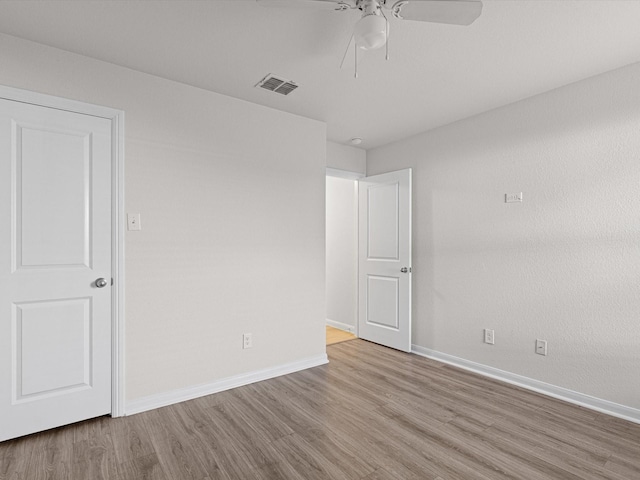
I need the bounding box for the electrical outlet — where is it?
[243,333,252,349]
[535,339,547,356]
[484,329,495,345]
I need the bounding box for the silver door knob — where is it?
[400,267,408,273]
[95,278,108,288]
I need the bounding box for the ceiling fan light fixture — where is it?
[354,13,388,50]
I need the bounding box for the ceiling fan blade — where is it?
[256,0,351,10]
[390,0,482,26]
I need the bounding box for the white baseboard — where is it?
[125,354,329,416]
[412,345,640,425]
[326,318,356,334]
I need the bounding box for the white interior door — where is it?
[358,169,412,352]
[0,97,113,442]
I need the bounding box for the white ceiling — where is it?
[1,0,640,149]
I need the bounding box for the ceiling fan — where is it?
[257,0,483,76]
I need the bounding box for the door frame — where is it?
[0,85,126,417]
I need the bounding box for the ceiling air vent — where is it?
[255,74,299,96]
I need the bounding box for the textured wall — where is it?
[367,62,640,409]
[0,34,327,402]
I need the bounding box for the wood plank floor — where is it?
[326,326,357,346]
[1,339,639,479]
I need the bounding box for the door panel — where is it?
[358,169,411,352]
[367,182,399,260]
[0,98,112,442]
[366,275,399,329]
[14,298,92,400]
[16,124,92,268]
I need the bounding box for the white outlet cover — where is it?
[484,329,495,345]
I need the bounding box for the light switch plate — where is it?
[127,213,141,231]
[505,192,523,203]
[535,339,548,356]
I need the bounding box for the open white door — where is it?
[358,169,412,352]
[0,96,114,441]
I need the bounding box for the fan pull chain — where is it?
[355,42,358,78]
[379,7,390,61]
[385,18,389,60]
[340,34,353,70]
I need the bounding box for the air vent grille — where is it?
[255,74,299,96]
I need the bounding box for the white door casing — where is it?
[0,87,124,442]
[358,169,412,352]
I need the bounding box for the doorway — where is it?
[326,167,413,351]
[325,169,361,346]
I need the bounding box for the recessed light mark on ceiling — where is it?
[255,73,299,96]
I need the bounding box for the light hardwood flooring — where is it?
[326,326,357,346]
[1,339,639,479]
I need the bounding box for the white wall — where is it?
[0,34,327,404]
[367,62,640,411]
[326,141,366,175]
[326,176,357,332]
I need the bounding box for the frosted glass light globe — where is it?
[354,14,387,50]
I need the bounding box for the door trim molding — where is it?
[326,167,365,180]
[110,105,126,418]
[0,85,126,417]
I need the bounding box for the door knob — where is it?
[95,278,108,288]
[400,267,409,273]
